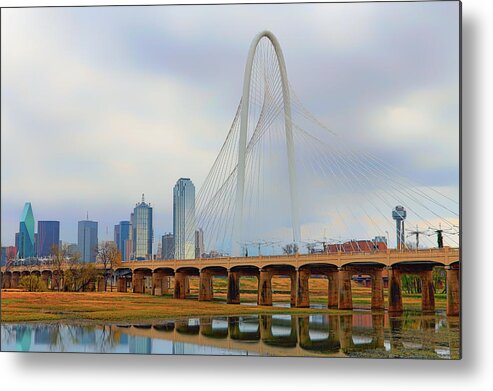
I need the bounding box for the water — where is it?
[1,311,460,359]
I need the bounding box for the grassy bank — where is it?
[1,278,446,323]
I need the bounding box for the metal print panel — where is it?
[0,0,461,359]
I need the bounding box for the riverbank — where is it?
[1,280,446,323]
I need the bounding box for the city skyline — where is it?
[1,2,459,247]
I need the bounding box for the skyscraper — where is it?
[173,178,195,259]
[195,228,204,259]
[161,233,174,260]
[18,202,35,259]
[115,221,132,261]
[78,220,98,262]
[37,221,60,257]
[132,194,153,260]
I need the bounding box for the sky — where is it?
[1,1,460,248]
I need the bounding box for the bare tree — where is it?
[50,244,68,292]
[282,243,299,255]
[96,242,121,292]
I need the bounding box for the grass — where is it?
[0,277,446,323]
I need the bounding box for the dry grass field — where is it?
[1,276,446,323]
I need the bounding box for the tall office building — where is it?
[132,194,153,260]
[115,221,132,261]
[78,220,98,262]
[18,202,35,259]
[195,229,204,259]
[173,178,196,259]
[37,221,60,257]
[161,233,174,260]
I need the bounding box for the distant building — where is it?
[324,238,387,253]
[115,221,132,261]
[37,221,60,257]
[18,202,35,259]
[78,220,98,262]
[195,228,204,259]
[66,243,79,257]
[1,246,16,266]
[173,178,195,259]
[161,233,174,260]
[132,194,153,260]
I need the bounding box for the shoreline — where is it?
[0,290,447,324]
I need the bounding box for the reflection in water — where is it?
[1,311,460,359]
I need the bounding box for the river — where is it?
[1,310,460,359]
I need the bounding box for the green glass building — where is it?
[18,202,35,258]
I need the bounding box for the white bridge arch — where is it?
[233,31,301,256]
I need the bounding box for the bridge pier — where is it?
[420,269,435,312]
[258,270,273,306]
[11,272,20,288]
[2,273,12,289]
[227,270,240,304]
[173,272,187,299]
[446,265,460,316]
[199,271,213,301]
[152,271,168,296]
[327,271,338,308]
[338,268,352,310]
[41,271,50,289]
[290,273,296,307]
[96,277,105,292]
[296,269,310,308]
[117,277,127,293]
[132,271,145,294]
[388,267,403,313]
[371,269,385,310]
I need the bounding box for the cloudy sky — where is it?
[1,1,459,247]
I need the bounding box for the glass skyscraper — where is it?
[132,194,153,260]
[18,202,35,259]
[37,221,60,257]
[173,178,196,259]
[161,233,174,260]
[78,220,98,263]
[115,220,132,261]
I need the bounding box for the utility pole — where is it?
[406,225,427,249]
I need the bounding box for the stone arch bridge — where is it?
[1,247,460,316]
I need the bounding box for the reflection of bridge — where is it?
[1,247,460,316]
[109,313,458,358]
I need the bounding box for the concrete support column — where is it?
[296,269,310,308]
[199,271,213,301]
[96,278,105,292]
[290,273,296,307]
[338,268,353,310]
[388,267,403,313]
[371,269,385,310]
[2,274,12,289]
[258,270,273,306]
[117,277,127,293]
[11,273,20,288]
[132,272,144,294]
[152,271,165,296]
[173,272,187,299]
[41,273,49,289]
[421,269,435,312]
[327,272,338,308]
[227,270,240,304]
[446,265,460,316]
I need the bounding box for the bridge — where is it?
[1,31,460,317]
[1,246,460,316]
